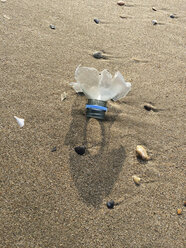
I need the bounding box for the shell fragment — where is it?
[132,175,141,185]
[61,92,67,101]
[14,116,24,128]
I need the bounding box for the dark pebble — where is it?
[170,14,175,18]
[93,51,103,59]
[94,18,100,24]
[50,24,56,29]
[144,105,152,111]
[74,146,86,155]
[117,1,125,6]
[107,200,115,209]
[152,7,157,11]
[51,147,57,152]
[120,16,127,19]
[152,20,158,25]
[144,104,158,112]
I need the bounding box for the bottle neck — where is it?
[86,99,107,120]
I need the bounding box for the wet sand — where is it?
[0,0,185,247]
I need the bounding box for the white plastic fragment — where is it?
[70,65,131,101]
[14,116,24,128]
[70,82,83,93]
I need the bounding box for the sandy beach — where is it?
[0,0,186,247]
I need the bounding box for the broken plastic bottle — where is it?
[70,65,131,120]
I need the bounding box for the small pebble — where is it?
[152,7,157,11]
[51,147,57,152]
[144,105,152,111]
[144,104,158,112]
[152,20,158,25]
[177,209,182,215]
[132,175,141,185]
[183,201,186,207]
[1,0,7,2]
[50,24,56,30]
[170,14,175,19]
[74,146,86,155]
[93,51,103,59]
[144,104,155,111]
[94,18,100,24]
[117,1,125,6]
[107,200,115,209]
[136,145,150,160]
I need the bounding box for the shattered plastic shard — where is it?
[111,71,131,101]
[69,82,83,93]
[14,116,24,127]
[70,65,131,101]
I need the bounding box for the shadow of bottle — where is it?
[64,95,126,208]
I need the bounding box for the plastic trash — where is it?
[70,65,131,120]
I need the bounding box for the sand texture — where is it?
[0,0,186,247]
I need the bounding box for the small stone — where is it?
[144,105,152,111]
[132,175,141,185]
[152,20,158,25]
[177,209,182,215]
[51,147,57,152]
[74,146,86,155]
[117,1,125,6]
[136,145,150,160]
[93,51,103,59]
[107,200,115,209]
[183,201,186,207]
[50,24,56,29]
[170,14,175,18]
[152,7,157,11]
[1,0,7,2]
[144,104,153,111]
[94,18,100,24]
[144,104,158,112]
